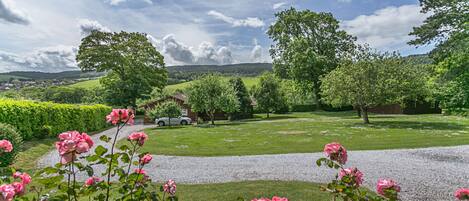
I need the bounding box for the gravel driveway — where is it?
[38,125,469,201]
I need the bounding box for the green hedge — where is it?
[0,99,111,140]
[0,123,23,167]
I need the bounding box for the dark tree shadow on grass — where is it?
[348,121,465,131]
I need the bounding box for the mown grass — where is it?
[166,76,259,92]
[132,112,469,156]
[165,180,329,201]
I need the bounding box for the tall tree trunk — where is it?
[266,111,270,118]
[168,117,171,127]
[210,112,215,125]
[356,107,361,117]
[360,106,369,124]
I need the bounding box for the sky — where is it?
[0,0,434,72]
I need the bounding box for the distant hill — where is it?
[0,71,104,81]
[168,63,272,82]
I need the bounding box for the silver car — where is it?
[155,116,192,126]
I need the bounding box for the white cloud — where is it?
[162,34,195,64]
[0,45,78,72]
[78,19,111,36]
[107,0,152,6]
[207,10,265,28]
[341,4,429,51]
[337,0,352,3]
[0,0,29,25]
[273,2,287,10]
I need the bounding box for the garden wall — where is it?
[0,99,111,140]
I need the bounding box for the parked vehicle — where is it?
[155,116,192,126]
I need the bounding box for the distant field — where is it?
[166,77,259,92]
[70,76,260,91]
[69,79,101,88]
[0,75,27,82]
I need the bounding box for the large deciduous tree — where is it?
[187,74,239,125]
[409,0,469,112]
[252,72,287,118]
[267,8,355,110]
[321,46,428,124]
[76,31,167,107]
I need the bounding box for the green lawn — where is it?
[130,112,469,156]
[166,181,329,201]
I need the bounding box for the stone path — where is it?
[38,125,469,201]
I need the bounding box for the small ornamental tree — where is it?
[252,72,287,118]
[320,45,427,123]
[187,74,240,125]
[228,77,253,120]
[148,101,182,126]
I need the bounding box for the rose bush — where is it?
[34,109,177,201]
[317,142,401,201]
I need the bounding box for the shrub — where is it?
[0,99,111,140]
[0,123,23,167]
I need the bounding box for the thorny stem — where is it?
[71,159,78,201]
[125,141,139,181]
[130,163,146,200]
[67,164,72,201]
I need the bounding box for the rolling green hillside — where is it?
[69,79,101,88]
[166,77,259,92]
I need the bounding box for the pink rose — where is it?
[84,177,102,187]
[271,196,288,201]
[339,167,363,187]
[13,172,31,185]
[0,140,13,153]
[323,142,347,164]
[251,198,271,201]
[11,182,23,195]
[376,179,401,198]
[0,184,15,201]
[134,169,146,175]
[455,188,469,200]
[163,179,177,196]
[140,154,152,165]
[106,109,135,125]
[128,132,148,146]
[55,131,94,164]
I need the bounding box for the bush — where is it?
[0,99,111,140]
[290,104,315,112]
[0,123,23,167]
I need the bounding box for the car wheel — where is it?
[180,120,188,125]
[158,121,165,127]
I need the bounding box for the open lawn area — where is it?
[132,112,469,156]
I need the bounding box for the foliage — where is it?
[35,109,178,201]
[187,74,240,125]
[267,7,355,109]
[317,142,400,201]
[320,46,428,123]
[409,0,469,112]
[0,99,111,140]
[76,31,167,107]
[251,72,287,117]
[0,123,22,167]
[147,101,182,125]
[228,77,253,120]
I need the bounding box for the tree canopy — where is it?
[320,46,429,123]
[228,77,253,120]
[187,74,239,125]
[76,31,167,107]
[267,7,355,109]
[252,72,287,118]
[409,0,469,112]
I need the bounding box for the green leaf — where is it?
[100,135,111,142]
[95,145,108,156]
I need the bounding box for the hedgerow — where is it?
[0,99,111,140]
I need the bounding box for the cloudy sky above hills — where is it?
[0,0,433,72]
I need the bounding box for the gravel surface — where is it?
[38,125,469,201]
